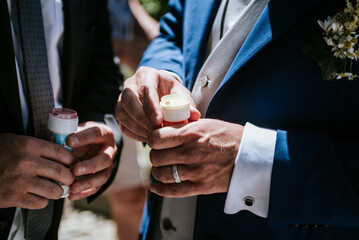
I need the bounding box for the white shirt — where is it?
[7,0,64,239]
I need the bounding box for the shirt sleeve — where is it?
[224,122,277,218]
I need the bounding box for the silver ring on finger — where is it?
[171,164,181,183]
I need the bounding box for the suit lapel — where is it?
[218,0,321,89]
[0,0,24,133]
[184,0,220,89]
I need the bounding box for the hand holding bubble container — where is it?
[160,94,190,127]
[48,108,78,198]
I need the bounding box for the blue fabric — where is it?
[107,0,134,41]
[140,0,359,239]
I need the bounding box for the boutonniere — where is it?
[303,0,359,80]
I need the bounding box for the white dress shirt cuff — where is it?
[224,122,277,218]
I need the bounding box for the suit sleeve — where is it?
[75,0,123,201]
[76,0,122,125]
[268,79,359,227]
[139,0,184,78]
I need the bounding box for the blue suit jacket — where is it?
[139,0,359,239]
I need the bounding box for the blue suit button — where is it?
[243,196,255,206]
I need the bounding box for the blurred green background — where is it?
[139,0,169,20]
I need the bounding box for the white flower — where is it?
[318,17,344,34]
[331,22,344,34]
[313,1,359,81]
[346,35,353,41]
[336,72,357,80]
[318,17,334,32]
[325,38,335,46]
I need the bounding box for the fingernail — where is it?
[76,185,83,193]
[77,166,86,175]
[69,136,78,146]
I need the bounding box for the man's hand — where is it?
[67,122,117,200]
[0,134,76,209]
[148,119,244,197]
[115,66,200,142]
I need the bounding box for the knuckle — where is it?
[138,84,148,98]
[187,150,205,164]
[116,111,128,124]
[82,179,94,190]
[170,186,180,196]
[164,174,173,183]
[53,144,65,160]
[104,154,113,168]
[21,136,35,150]
[200,182,212,194]
[102,124,113,136]
[86,161,97,174]
[95,154,110,171]
[24,197,48,210]
[3,190,17,203]
[197,170,206,181]
[115,102,123,120]
[21,197,33,208]
[102,168,112,180]
[48,184,62,199]
[91,127,103,138]
[119,125,131,136]
[98,171,109,185]
[53,166,73,185]
[149,150,159,167]
[154,168,166,182]
[136,66,150,77]
[14,156,32,170]
[151,167,160,181]
[74,131,85,143]
[54,165,64,178]
[62,173,75,186]
[19,178,31,193]
[197,166,209,180]
[147,137,158,150]
[35,199,49,209]
[137,66,147,72]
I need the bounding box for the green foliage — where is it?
[303,34,346,80]
[139,0,169,20]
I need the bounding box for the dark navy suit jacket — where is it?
[0,0,122,239]
[139,0,359,239]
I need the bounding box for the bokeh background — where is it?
[139,0,168,20]
[59,1,168,239]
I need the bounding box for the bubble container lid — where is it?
[160,94,190,122]
[48,108,78,134]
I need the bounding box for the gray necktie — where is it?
[14,0,55,239]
